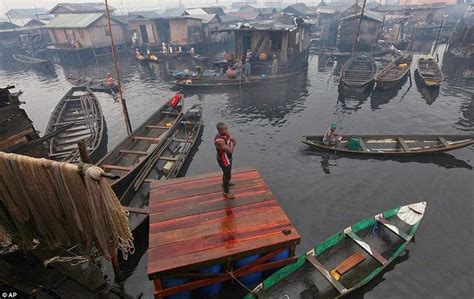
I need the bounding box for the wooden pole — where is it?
[351,0,367,56]
[77,140,91,163]
[104,0,133,135]
[432,19,445,56]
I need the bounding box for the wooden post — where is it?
[104,0,133,135]
[77,140,91,163]
[351,0,368,56]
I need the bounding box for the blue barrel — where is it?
[161,278,191,299]
[232,255,262,288]
[265,249,290,276]
[197,264,222,297]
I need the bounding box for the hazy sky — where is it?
[1,0,315,15]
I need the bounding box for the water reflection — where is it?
[414,73,440,105]
[337,85,372,112]
[301,148,473,172]
[370,75,411,110]
[218,73,309,126]
[456,95,474,131]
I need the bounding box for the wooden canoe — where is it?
[97,102,183,197]
[68,76,119,94]
[375,53,413,90]
[12,54,49,67]
[45,86,106,163]
[302,135,474,155]
[176,72,299,89]
[340,54,377,90]
[416,57,444,87]
[246,202,427,299]
[122,104,203,230]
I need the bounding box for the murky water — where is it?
[0,45,472,298]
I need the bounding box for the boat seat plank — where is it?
[438,137,449,148]
[359,139,368,152]
[101,164,132,171]
[332,252,366,278]
[133,136,161,143]
[173,138,191,143]
[162,111,180,115]
[397,138,410,152]
[346,231,388,266]
[377,218,410,242]
[51,120,86,126]
[305,255,348,294]
[146,125,169,129]
[159,157,178,161]
[120,149,148,155]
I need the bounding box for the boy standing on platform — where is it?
[214,122,236,199]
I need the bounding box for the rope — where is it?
[43,255,88,267]
[227,271,252,293]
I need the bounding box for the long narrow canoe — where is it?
[246,202,427,299]
[68,76,119,94]
[97,102,183,197]
[416,57,444,87]
[340,54,377,90]
[12,54,49,67]
[375,53,413,90]
[123,104,203,230]
[302,135,474,155]
[176,72,299,89]
[45,86,106,163]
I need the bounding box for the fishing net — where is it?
[0,152,134,260]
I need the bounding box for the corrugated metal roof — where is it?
[44,13,103,28]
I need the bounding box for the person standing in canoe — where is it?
[323,123,342,145]
[215,122,236,199]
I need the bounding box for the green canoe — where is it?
[245,202,427,299]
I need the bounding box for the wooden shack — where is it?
[45,13,128,63]
[337,4,384,52]
[0,86,47,158]
[224,14,311,73]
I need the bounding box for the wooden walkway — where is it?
[147,167,300,297]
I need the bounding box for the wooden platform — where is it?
[147,167,300,297]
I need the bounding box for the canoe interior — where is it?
[376,54,412,82]
[177,72,299,88]
[124,104,203,230]
[341,55,377,87]
[46,86,105,163]
[417,57,444,83]
[303,135,474,155]
[97,102,183,189]
[249,202,426,298]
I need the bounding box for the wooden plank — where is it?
[162,111,180,115]
[150,172,263,203]
[346,231,388,266]
[359,139,368,152]
[377,218,410,242]
[305,255,347,294]
[150,200,278,233]
[133,136,160,143]
[123,206,149,215]
[334,252,366,276]
[149,208,289,247]
[159,156,178,161]
[120,149,148,155]
[146,125,169,129]
[148,231,299,276]
[438,136,449,148]
[151,191,272,223]
[397,137,410,152]
[100,164,132,171]
[155,257,297,296]
[149,167,256,188]
[173,138,192,143]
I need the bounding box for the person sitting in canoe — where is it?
[323,123,342,145]
[105,73,114,86]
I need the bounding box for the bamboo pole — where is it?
[104,0,132,135]
[351,0,368,56]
